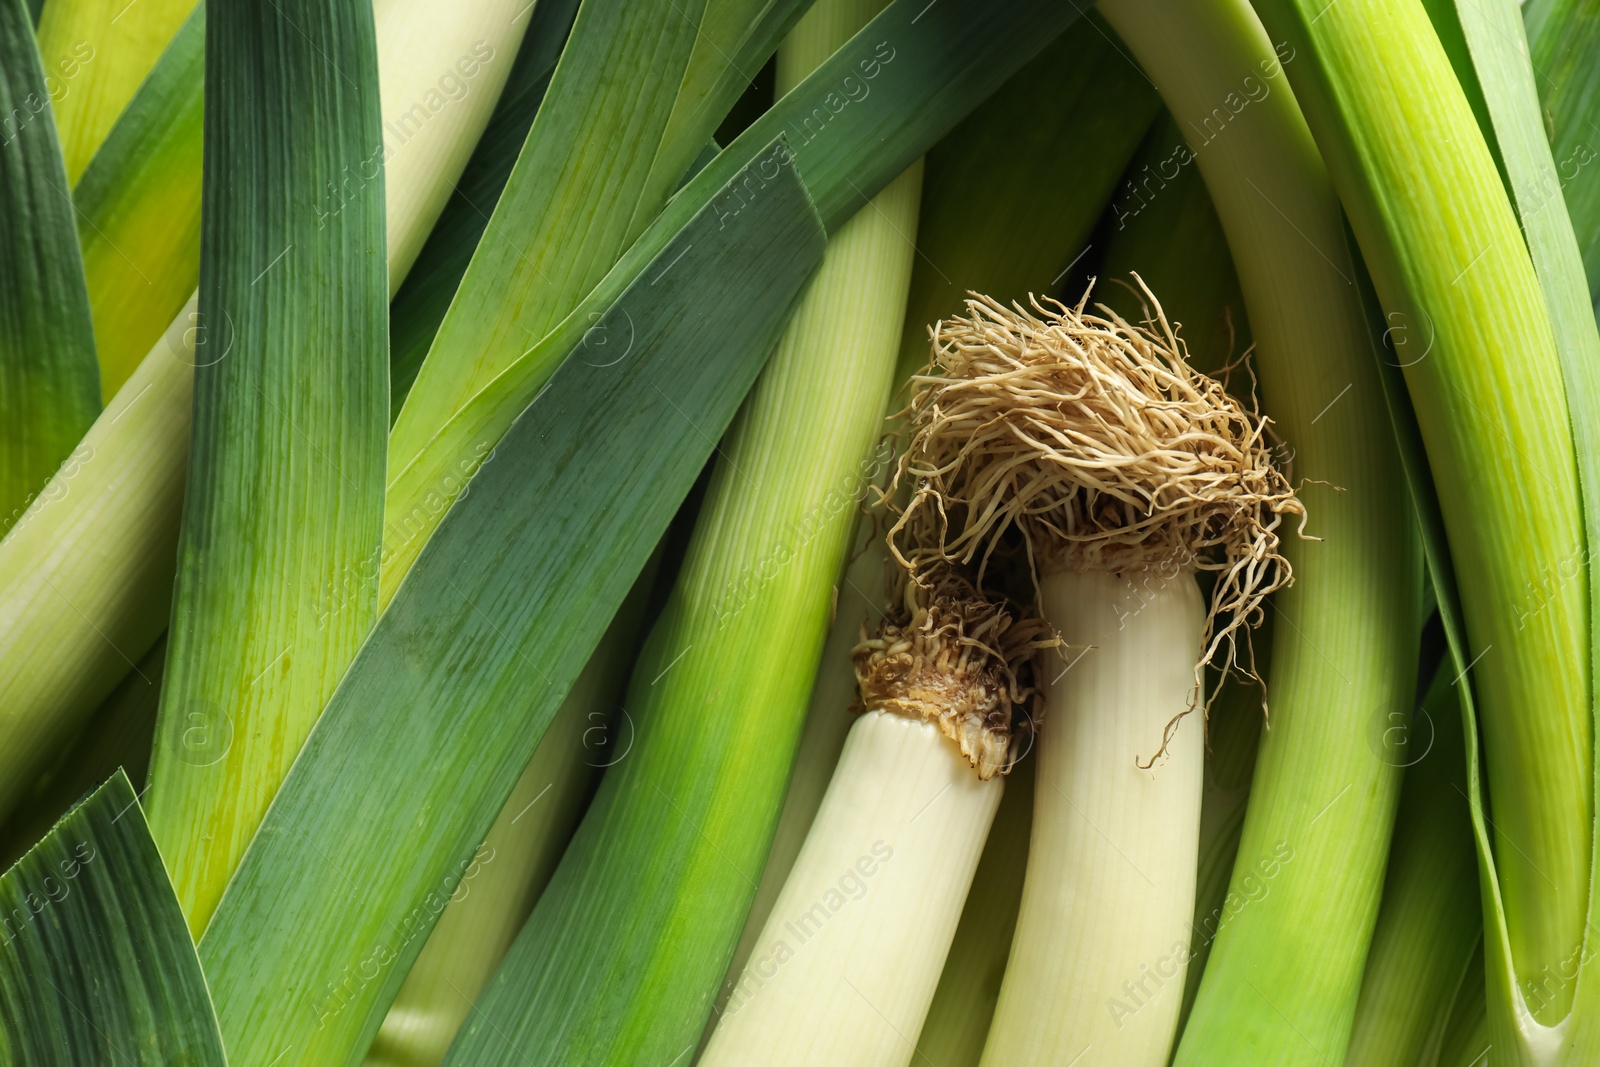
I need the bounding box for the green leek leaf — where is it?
[0,770,224,1065]
[143,0,388,933]
[1523,0,1600,309]
[71,5,203,400]
[0,0,99,535]
[36,0,196,183]
[387,0,581,419]
[382,0,811,598]
[1452,0,1600,1053]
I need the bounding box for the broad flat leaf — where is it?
[388,0,581,418]
[1252,0,1589,1049]
[36,0,196,183]
[197,138,827,1067]
[0,770,224,1065]
[0,0,99,534]
[72,5,203,400]
[143,0,388,934]
[382,0,811,599]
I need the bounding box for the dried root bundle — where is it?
[889,277,1306,698]
[852,565,1056,778]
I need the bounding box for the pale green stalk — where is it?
[1095,113,1262,1038]
[1098,1,1424,1061]
[983,571,1207,1065]
[914,754,1033,1066]
[700,710,1002,1067]
[1345,659,1480,1065]
[1249,0,1590,1031]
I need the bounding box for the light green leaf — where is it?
[36,0,195,183]
[197,138,827,1067]
[0,770,224,1065]
[0,0,99,536]
[72,5,203,400]
[143,0,388,934]
[387,0,580,419]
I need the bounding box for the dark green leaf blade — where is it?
[0,0,99,530]
[0,770,225,1066]
[143,0,388,934]
[197,139,826,1067]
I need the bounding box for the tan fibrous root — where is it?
[853,564,1056,779]
[888,277,1307,716]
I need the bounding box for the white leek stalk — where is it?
[702,573,1044,1067]
[887,287,1302,1067]
[0,0,531,827]
[702,712,997,1067]
[994,568,1205,1062]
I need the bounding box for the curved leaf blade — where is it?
[0,0,99,532]
[0,770,224,1066]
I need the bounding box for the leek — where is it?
[1523,0,1600,309]
[0,772,225,1064]
[914,754,1035,1066]
[37,0,194,183]
[717,17,1160,1018]
[72,7,202,398]
[441,4,925,1059]
[1093,113,1265,1037]
[0,0,100,525]
[701,566,1044,1066]
[890,287,1300,1066]
[361,567,654,1067]
[0,0,536,843]
[1098,3,1425,1060]
[1251,0,1590,1031]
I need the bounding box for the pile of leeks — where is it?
[0,0,1599,1065]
